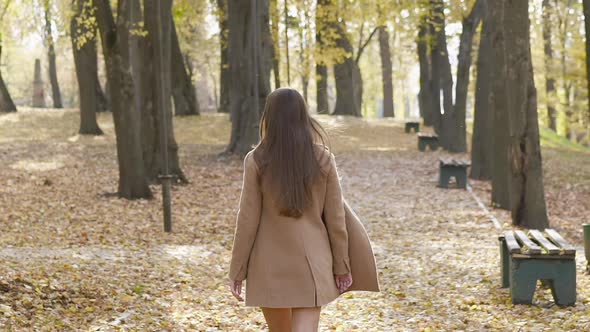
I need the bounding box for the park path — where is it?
[0,112,589,331]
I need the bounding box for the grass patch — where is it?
[540,127,590,153]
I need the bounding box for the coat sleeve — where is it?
[228,151,262,281]
[323,153,351,275]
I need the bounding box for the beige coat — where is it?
[229,148,379,308]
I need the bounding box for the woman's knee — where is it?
[291,307,322,332]
[261,307,292,332]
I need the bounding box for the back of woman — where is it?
[228,88,352,331]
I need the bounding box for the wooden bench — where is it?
[499,229,576,306]
[405,121,420,134]
[438,158,470,189]
[417,133,438,151]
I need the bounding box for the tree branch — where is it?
[0,0,13,23]
[355,26,378,64]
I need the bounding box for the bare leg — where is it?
[261,307,292,332]
[292,307,321,332]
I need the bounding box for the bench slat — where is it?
[417,133,437,138]
[545,229,576,255]
[439,158,471,167]
[528,229,560,255]
[504,231,521,254]
[514,230,542,254]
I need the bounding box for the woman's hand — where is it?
[229,279,244,301]
[335,273,353,293]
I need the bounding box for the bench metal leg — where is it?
[418,141,426,152]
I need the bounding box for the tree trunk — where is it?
[142,0,187,183]
[297,4,311,103]
[432,0,453,142]
[447,0,483,152]
[558,0,575,139]
[333,22,362,117]
[584,0,590,132]
[44,2,63,108]
[32,59,46,108]
[96,76,109,111]
[504,0,549,229]
[94,0,152,199]
[378,26,394,118]
[417,17,434,125]
[470,0,493,180]
[226,0,272,155]
[270,0,280,89]
[283,0,290,85]
[542,0,557,131]
[72,0,103,135]
[217,0,230,113]
[0,46,17,112]
[490,0,511,209]
[171,20,200,116]
[315,0,328,114]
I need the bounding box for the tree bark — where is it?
[432,0,453,141]
[378,26,394,118]
[44,1,63,108]
[494,0,549,228]
[94,0,152,199]
[446,0,483,152]
[226,0,272,155]
[96,76,109,111]
[490,0,511,209]
[72,0,103,135]
[584,0,590,132]
[32,59,46,108]
[558,0,575,139]
[0,46,16,112]
[270,0,280,88]
[142,0,187,183]
[315,0,329,114]
[470,0,493,180]
[542,0,557,131]
[417,17,434,126]
[171,20,200,116]
[333,22,362,117]
[283,0,290,85]
[217,0,230,113]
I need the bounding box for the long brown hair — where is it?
[253,88,330,218]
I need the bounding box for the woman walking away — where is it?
[228,88,353,331]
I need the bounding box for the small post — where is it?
[584,224,590,273]
[156,0,172,232]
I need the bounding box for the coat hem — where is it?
[244,293,340,308]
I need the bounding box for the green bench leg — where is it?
[499,237,510,288]
[418,140,426,152]
[549,262,576,306]
[456,173,467,189]
[438,171,450,188]
[510,260,537,304]
[509,258,576,306]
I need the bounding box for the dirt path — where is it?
[0,110,589,331]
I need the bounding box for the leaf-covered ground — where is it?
[0,108,589,331]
